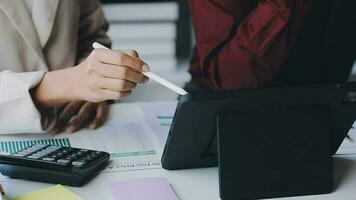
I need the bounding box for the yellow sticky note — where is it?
[12,185,83,200]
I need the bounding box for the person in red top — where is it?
[188,0,356,91]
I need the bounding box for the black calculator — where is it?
[0,144,110,186]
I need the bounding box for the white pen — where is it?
[92,42,188,96]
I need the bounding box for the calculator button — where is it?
[72,152,85,159]
[27,155,42,159]
[42,157,55,161]
[12,154,25,157]
[42,148,59,154]
[94,152,104,158]
[65,155,77,161]
[26,144,48,152]
[83,158,91,163]
[94,152,102,156]
[55,153,64,158]
[57,159,71,164]
[46,146,61,151]
[76,152,85,156]
[61,150,70,156]
[72,161,86,167]
[17,151,30,156]
[28,144,48,150]
[89,152,97,156]
[50,155,60,160]
[34,151,48,157]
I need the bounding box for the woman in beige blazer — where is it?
[0,0,149,134]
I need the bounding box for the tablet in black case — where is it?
[161,82,356,170]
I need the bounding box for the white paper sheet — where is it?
[0,104,164,174]
[336,124,356,155]
[137,101,177,151]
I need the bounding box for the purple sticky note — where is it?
[109,177,179,200]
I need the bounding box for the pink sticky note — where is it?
[109,177,179,200]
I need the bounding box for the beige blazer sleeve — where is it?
[0,0,111,134]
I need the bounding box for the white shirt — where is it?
[25,0,34,14]
[0,71,51,134]
[0,0,55,134]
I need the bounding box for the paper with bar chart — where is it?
[0,103,178,175]
[137,101,177,151]
[68,113,163,173]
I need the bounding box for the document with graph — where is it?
[0,103,165,174]
[137,101,177,151]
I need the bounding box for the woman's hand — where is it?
[51,101,109,134]
[71,49,149,102]
[33,49,149,106]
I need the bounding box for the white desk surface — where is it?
[3,154,356,200]
[2,102,356,200]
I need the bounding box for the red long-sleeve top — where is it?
[188,0,311,91]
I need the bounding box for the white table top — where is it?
[2,101,356,200]
[3,155,356,200]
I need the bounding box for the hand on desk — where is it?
[51,101,109,134]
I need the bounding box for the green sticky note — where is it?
[13,185,83,200]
